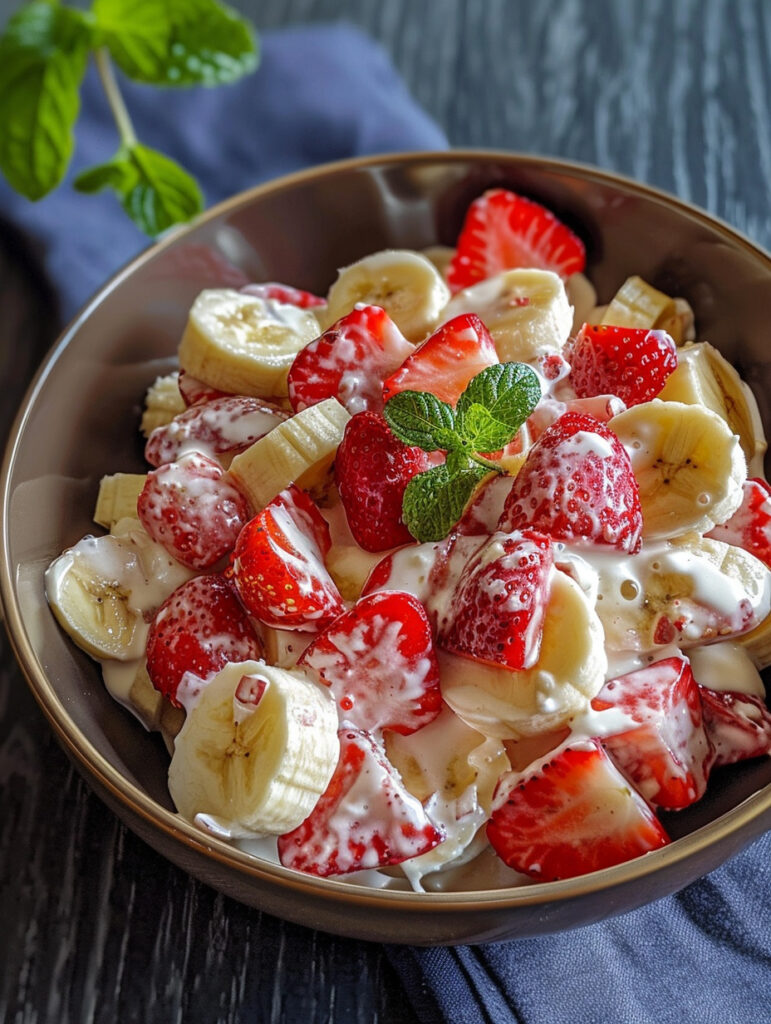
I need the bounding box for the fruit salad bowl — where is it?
[2,151,771,945]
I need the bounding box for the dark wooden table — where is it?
[2,1,770,1020]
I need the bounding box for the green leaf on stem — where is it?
[383,391,459,452]
[402,453,491,543]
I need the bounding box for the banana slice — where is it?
[657,341,767,471]
[565,272,598,335]
[228,397,350,511]
[591,533,771,652]
[46,535,150,661]
[610,399,746,539]
[168,660,339,835]
[178,289,321,399]
[443,268,573,363]
[93,473,146,529]
[324,250,450,342]
[737,611,771,669]
[141,372,185,437]
[440,569,607,740]
[601,276,682,340]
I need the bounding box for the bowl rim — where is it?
[2,147,770,912]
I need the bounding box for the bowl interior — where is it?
[3,152,771,915]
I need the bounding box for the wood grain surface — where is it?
[1,1,770,1021]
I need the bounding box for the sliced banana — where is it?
[590,533,771,652]
[168,660,339,835]
[178,288,321,399]
[565,271,598,335]
[600,275,682,340]
[440,569,607,740]
[93,473,146,529]
[657,341,767,471]
[324,250,451,342]
[228,397,350,511]
[141,372,185,437]
[443,268,573,363]
[610,399,746,539]
[45,535,150,661]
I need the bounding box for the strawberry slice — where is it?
[568,324,678,406]
[278,727,444,876]
[498,411,643,553]
[137,452,250,570]
[707,478,771,569]
[241,281,325,308]
[288,305,413,415]
[230,487,344,631]
[447,188,586,293]
[299,590,441,735]
[438,530,553,671]
[486,738,669,881]
[177,370,230,407]
[698,687,771,767]
[592,657,714,809]
[382,313,499,407]
[146,574,263,705]
[145,395,287,467]
[335,411,433,552]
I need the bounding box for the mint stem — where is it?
[468,452,505,473]
[94,48,137,147]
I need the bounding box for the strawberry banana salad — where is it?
[46,189,771,891]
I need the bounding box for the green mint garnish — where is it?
[0,0,258,236]
[383,362,541,543]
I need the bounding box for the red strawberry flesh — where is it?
[698,687,771,767]
[568,324,678,407]
[706,478,771,570]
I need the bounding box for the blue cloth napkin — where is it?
[2,20,769,1024]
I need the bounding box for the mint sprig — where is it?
[383,362,541,542]
[0,0,258,236]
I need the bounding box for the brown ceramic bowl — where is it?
[2,152,770,945]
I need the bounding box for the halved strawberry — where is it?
[706,478,771,569]
[299,590,441,735]
[288,305,413,415]
[592,657,714,809]
[137,452,250,570]
[447,188,586,293]
[241,281,325,308]
[498,411,643,553]
[277,727,444,876]
[382,313,499,407]
[486,738,669,881]
[335,411,432,552]
[145,395,287,467]
[177,370,230,407]
[230,487,344,631]
[568,324,678,407]
[146,574,263,705]
[698,687,771,767]
[438,530,553,671]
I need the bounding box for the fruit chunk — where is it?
[498,411,643,553]
[438,530,553,671]
[299,590,441,736]
[93,473,147,529]
[610,399,746,540]
[592,657,713,809]
[324,249,450,343]
[145,395,287,468]
[335,411,432,553]
[141,372,186,436]
[600,276,682,341]
[277,727,445,876]
[177,370,230,406]
[447,188,586,292]
[146,574,264,705]
[707,478,771,569]
[178,288,320,398]
[241,281,325,308]
[168,660,339,835]
[568,324,678,406]
[288,305,413,415]
[137,453,250,570]
[229,488,344,632]
[487,738,669,881]
[697,688,771,767]
[382,313,499,407]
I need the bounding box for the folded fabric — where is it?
[0,22,447,323]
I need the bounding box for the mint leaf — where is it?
[94,0,258,87]
[75,143,203,236]
[456,402,517,453]
[402,456,491,542]
[456,362,541,437]
[0,2,91,200]
[384,391,459,452]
